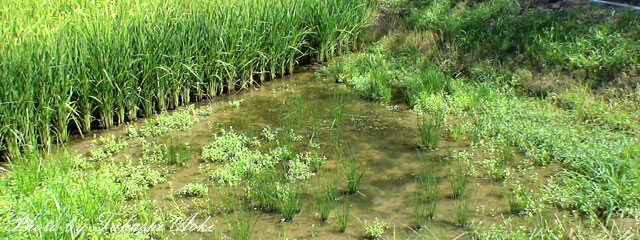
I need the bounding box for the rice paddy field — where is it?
[2,0,640,239]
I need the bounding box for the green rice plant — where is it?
[315,179,339,222]
[453,199,470,227]
[337,198,352,233]
[416,169,439,202]
[225,210,258,240]
[499,142,515,164]
[331,92,346,128]
[341,147,366,195]
[275,183,303,222]
[166,140,190,166]
[418,114,440,151]
[177,183,208,198]
[0,0,370,160]
[364,217,388,240]
[412,192,427,230]
[245,171,280,212]
[449,162,469,199]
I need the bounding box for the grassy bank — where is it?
[0,0,370,160]
[325,0,640,237]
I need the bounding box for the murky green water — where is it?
[66,66,555,239]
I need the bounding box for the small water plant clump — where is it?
[507,181,529,214]
[276,183,303,222]
[178,183,208,198]
[449,165,469,199]
[315,179,339,222]
[89,135,128,161]
[166,141,190,166]
[127,107,199,138]
[364,217,388,239]
[341,146,365,195]
[331,92,346,128]
[225,210,258,240]
[418,114,441,151]
[449,153,471,199]
[453,199,470,227]
[337,198,352,233]
[140,139,168,164]
[416,169,439,202]
[228,99,245,108]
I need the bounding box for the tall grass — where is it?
[0,0,370,160]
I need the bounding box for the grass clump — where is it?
[331,92,346,128]
[178,183,208,198]
[166,140,190,166]
[341,146,366,195]
[315,180,339,222]
[337,198,352,233]
[453,199,470,227]
[276,184,303,222]
[418,114,441,151]
[225,210,258,240]
[449,160,470,199]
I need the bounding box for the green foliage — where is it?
[341,146,365,195]
[228,99,245,108]
[140,140,167,164]
[89,135,128,161]
[449,156,470,199]
[0,152,160,239]
[166,141,190,166]
[128,107,199,138]
[453,199,470,227]
[364,217,388,239]
[0,0,371,159]
[177,183,208,198]
[418,114,441,150]
[506,181,529,214]
[337,198,352,233]
[315,180,339,222]
[225,211,257,240]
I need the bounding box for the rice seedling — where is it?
[315,179,339,222]
[449,163,469,199]
[225,210,258,240]
[412,192,427,230]
[341,147,366,195]
[166,140,190,166]
[337,198,352,233]
[277,184,303,222]
[499,142,515,164]
[418,114,440,151]
[453,199,470,227]
[416,169,439,203]
[331,92,346,128]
